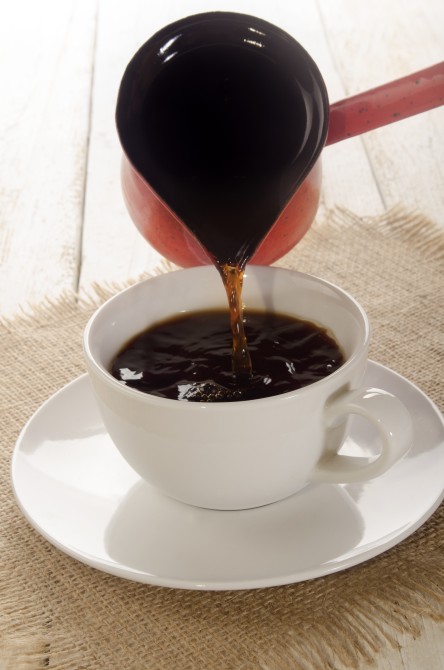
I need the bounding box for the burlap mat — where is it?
[1,207,443,670]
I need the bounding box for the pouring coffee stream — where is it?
[116,12,444,386]
[219,264,252,378]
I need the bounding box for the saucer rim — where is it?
[11,361,444,591]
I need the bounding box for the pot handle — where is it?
[312,387,412,483]
[326,61,444,145]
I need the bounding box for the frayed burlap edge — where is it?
[322,204,444,259]
[1,205,443,670]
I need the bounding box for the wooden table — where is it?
[1,1,443,667]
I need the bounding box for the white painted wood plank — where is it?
[2,0,443,317]
[78,0,167,293]
[317,0,444,226]
[0,0,97,316]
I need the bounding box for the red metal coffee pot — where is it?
[116,13,444,267]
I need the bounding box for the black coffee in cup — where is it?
[111,309,344,402]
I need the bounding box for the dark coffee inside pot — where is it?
[116,13,329,383]
[121,43,310,268]
[111,309,344,402]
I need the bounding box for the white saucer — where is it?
[12,361,444,591]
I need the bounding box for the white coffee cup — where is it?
[83,266,412,510]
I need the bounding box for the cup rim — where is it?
[83,266,370,410]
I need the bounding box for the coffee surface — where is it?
[111,309,344,402]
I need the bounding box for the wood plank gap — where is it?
[74,0,99,297]
[314,0,387,210]
[359,137,389,209]
[314,0,351,97]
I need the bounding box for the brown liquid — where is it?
[111,309,344,402]
[218,264,252,379]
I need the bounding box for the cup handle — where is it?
[312,387,412,483]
